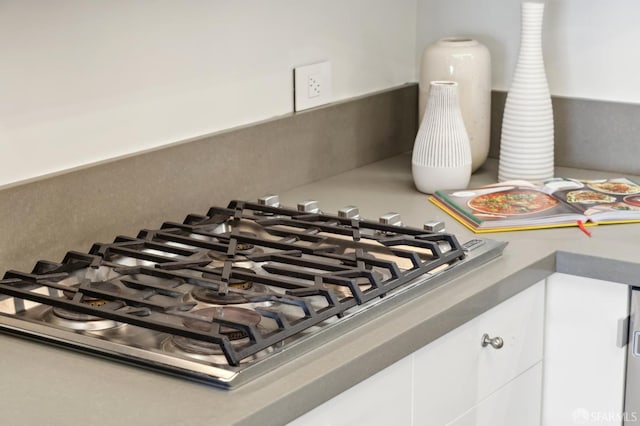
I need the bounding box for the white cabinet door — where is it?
[447,362,543,426]
[412,281,545,425]
[542,273,629,426]
[288,354,413,426]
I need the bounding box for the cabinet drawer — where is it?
[288,355,413,426]
[448,362,543,426]
[413,281,545,425]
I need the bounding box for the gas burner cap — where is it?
[202,267,256,290]
[163,335,279,365]
[48,280,124,330]
[193,267,267,305]
[191,288,252,305]
[165,306,278,363]
[62,281,120,302]
[205,258,259,272]
[184,306,261,337]
[206,246,263,263]
[214,231,260,254]
[48,309,120,331]
[236,241,254,251]
[48,306,121,331]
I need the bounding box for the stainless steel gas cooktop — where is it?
[0,197,506,389]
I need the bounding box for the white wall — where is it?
[0,0,417,187]
[7,0,635,188]
[416,0,640,104]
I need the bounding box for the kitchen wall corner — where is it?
[0,85,417,274]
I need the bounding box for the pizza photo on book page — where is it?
[430,177,640,233]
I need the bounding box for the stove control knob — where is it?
[423,220,445,233]
[379,212,402,226]
[258,194,280,208]
[338,206,360,220]
[297,200,321,214]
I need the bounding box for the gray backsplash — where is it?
[489,91,640,175]
[0,85,417,273]
[2,83,639,274]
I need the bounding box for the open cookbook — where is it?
[430,177,640,233]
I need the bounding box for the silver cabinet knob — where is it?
[297,200,320,214]
[338,206,360,220]
[379,212,402,226]
[481,333,504,349]
[258,194,280,208]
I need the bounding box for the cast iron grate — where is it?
[0,200,465,366]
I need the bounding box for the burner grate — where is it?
[0,199,466,368]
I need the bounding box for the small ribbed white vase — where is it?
[412,81,472,194]
[499,1,554,182]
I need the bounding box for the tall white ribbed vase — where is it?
[412,81,471,194]
[498,1,554,182]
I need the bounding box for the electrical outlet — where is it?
[308,74,321,98]
[294,61,332,111]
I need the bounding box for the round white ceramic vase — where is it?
[498,1,554,182]
[419,38,491,172]
[412,81,472,194]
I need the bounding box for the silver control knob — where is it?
[258,194,280,208]
[297,200,321,214]
[379,212,402,226]
[481,333,504,349]
[338,206,360,220]
[424,221,445,233]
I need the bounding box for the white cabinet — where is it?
[291,281,546,426]
[542,273,629,426]
[288,354,413,426]
[290,272,630,426]
[412,281,545,425]
[448,362,543,426]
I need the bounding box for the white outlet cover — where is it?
[294,61,332,112]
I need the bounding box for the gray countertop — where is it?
[2,153,639,426]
